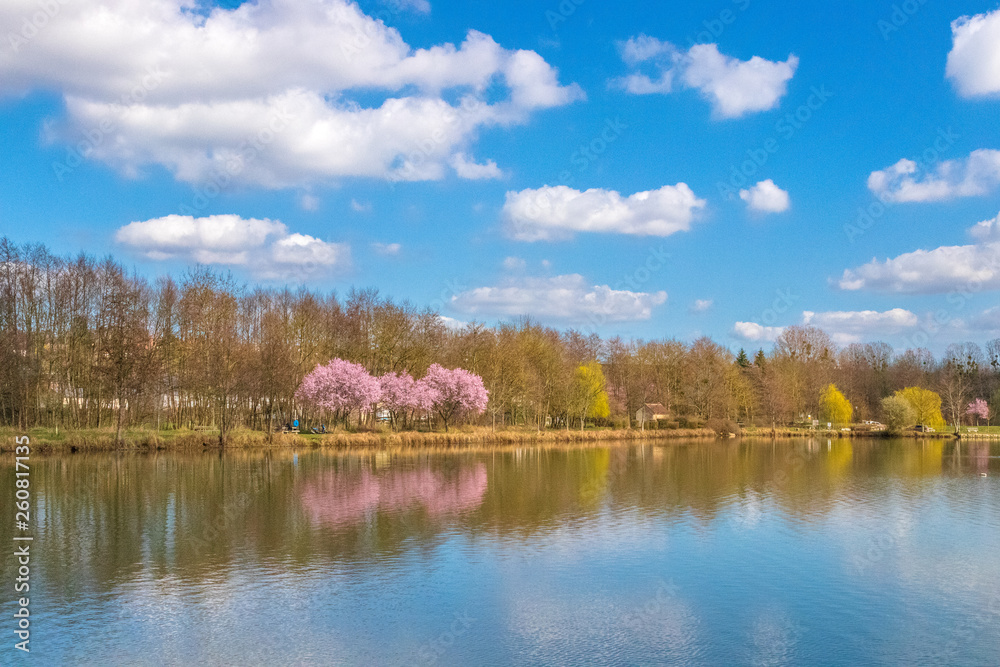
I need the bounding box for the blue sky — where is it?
[1,0,999,352]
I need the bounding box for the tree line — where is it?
[3,238,1000,442]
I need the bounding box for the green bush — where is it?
[678,416,705,430]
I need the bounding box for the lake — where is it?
[3,439,1000,665]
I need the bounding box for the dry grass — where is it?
[0,425,716,453]
[314,427,715,450]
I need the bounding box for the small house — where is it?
[636,403,668,426]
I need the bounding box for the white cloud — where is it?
[946,9,1000,97]
[802,309,918,344]
[371,242,401,256]
[612,36,798,119]
[867,149,1000,203]
[450,153,504,180]
[739,179,790,213]
[734,309,919,345]
[502,256,526,271]
[451,274,667,323]
[115,215,286,264]
[350,199,372,213]
[503,184,705,242]
[267,233,349,277]
[732,322,785,342]
[300,194,320,211]
[115,214,348,280]
[690,299,713,313]
[619,34,675,65]
[970,307,1000,332]
[839,212,1000,293]
[438,315,468,331]
[3,1,583,187]
[969,211,1000,241]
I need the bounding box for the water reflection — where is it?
[300,463,488,529]
[1,439,998,665]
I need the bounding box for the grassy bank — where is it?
[741,426,967,440]
[6,424,982,454]
[0,425,718,453]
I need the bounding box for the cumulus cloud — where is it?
[115,214,348,280]
[612,36,798,118]
[450,274,667,323]
[3,1,583,187]
[802,309,918,344]
[690,299,713,313]
[503,184,705,242]
[732,322,785,342]
[450,153,504,180]
[839,211,1000,293]
[867,149,1000,203]
[739,179,790,213]
[502,256,527,271]
[969,212,1000,241]
[734,309,919,345]
[946,8,1000,97]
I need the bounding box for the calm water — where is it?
[3,439,1000,666]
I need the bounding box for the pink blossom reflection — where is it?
[300,463,487,529]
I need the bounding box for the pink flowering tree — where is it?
[967,398,989,426]
[420,364,489,432]
[379,372,435,430]
[296,359,381,426]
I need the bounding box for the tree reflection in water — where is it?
[299,462,488,529]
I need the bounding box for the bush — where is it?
[678,416,705,430]
[706,418,741,436]
[656,419,679,430]
[608,417,629,430]
[881,395,915,433]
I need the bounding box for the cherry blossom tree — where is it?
[379,372,435,430]
[296,359,381,426]
[967,398,989,427]
[421,364,489,431]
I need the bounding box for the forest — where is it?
[2,238,998,441]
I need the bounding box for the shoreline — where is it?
[1,425,989,454]
[0,426,718,454]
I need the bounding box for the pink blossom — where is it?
[300,464,487,529]
[967,398,990,421]
[420,364,489,430]
[296,358,381,413]
[379,372,435,413]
